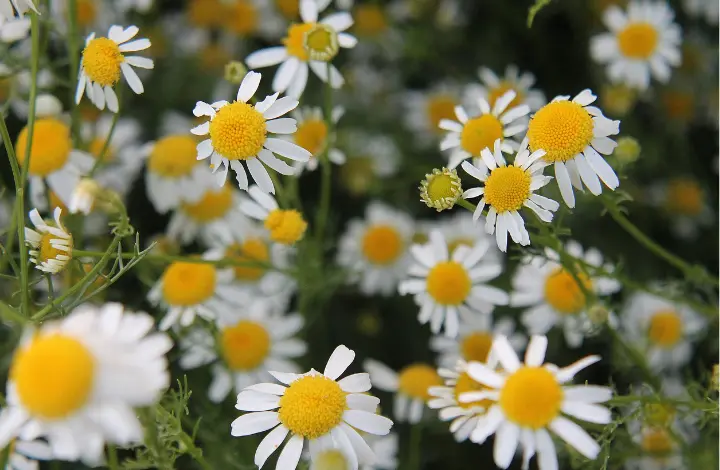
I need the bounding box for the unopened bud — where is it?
[69,178,102,215]
[587,303,610,326]
[224,61,248,85]
[420,167,462,212]
[614,137,641,166]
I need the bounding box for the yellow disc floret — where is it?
[543,268,592,315]
[427,95,458,131]
[16,118,72,177]
[617,23,659,60]
[483,166,531,213]
[39,232,72,264]
[278,375,347,439]
[221,320,271,370]
[664,178,703,216]
[426,262,471,306]
[460,332,493,363]
[641,428,674,455]
[528,101,594,163]
[460,115,504,156]
[397,364,442,401]
[295,119,328,155]
[420,167,462,211]
[82,37,125,87]
[225,238,270,281]
[353,4,388,37]
[264,209,308,245]
[162,262,217,306]
[187,0,223,28]
[447,237,474,254]
[488,82,524,110]
[454,372,492,410]
[222,0,258,35]
[149,135,199,177]
[181,186,235,222]
[275,0,299,19]
[284,23,315,60]
[11,334,95,419]
[361,225,403,265]
[209,102,267,160]
[500,366,563,428]
[647,310,682,347]
[304,24,339,62]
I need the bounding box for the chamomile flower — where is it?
[288,106,346,173]
[683,0,719,24]
[192,71,311,193]
[466,335,612,470]
[4,437,53,470]
[438,212,502,266]
[403,81,463,147]
[337,202,414,296]
[398,230,508,338]
[527,89,621,208]
[76,25,154,113]
[231,345,393,470]
[465,65,547,113]
[15,117,93,207]
[461,140,559,252]
[218,0,285,39]
[24,208,73,274]
[590,2,682,90]
[364,359,442,424]
[166,185,250,246]
[513,241,621,348]
[0,303,171,466]
[343,0,406,61]
[179,311,306,403]
[621,292,707,372]
[440,90,530,169]
[648,177,714,240]
[0,0,36,19]
[339,130,400,196]
[245,0,357,98]
[239,185,308,245]
[624,425,685,470]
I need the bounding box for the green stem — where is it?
[456,198,477,212]
[89,100,121,177]
[607,326,662,390]
[0,117,21,279]
[107,444,119,470]
[607,394,718,411]
[67,0,81,145]
[314,62,334,244]
[0,445,10,470]
[406,424,422,470]
[177,430,213,470]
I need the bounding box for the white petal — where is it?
[554,161,575,208]
[246,47,288,69]
[324,345,355,380]
[342,410,393,436]
[264,96,299,120]
[125,56,154,69]
[494,421,520,469]
[230,412,280,437]
[321,12,353,31]
[492,335,521,373]
[237,71,262,102]
[247,157,275,194]
[264,138,311,162]
[583,147,619,190]
[120,63,144,94]
[275,434,304,470]
[524,335,548,366]
[118,38,151,52]
[338,373,372,393]
[255,425,289,468]
[549,417,600,459]
[560,402,611,424]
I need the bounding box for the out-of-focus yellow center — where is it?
[397,364,442,401]
[209,102,267,160]
[353,4,388,37]
[88,137,115,162]
[313,449,349,470]
[460,332,493,363]
[488,82,524,110]
[74,0,97,28]
[295,119,328,155]
[222,0,259,35]
[278,375,347,439]
[82,37,124,87]
[264,209,308,245]
[601,84,637,116]
[426,95,457,132]
[641,428,674,455]
[528,101,594,163]
[484,165,531,213]
[162,261,217,306]
[16,118,72,177]
[500,366,563,428]
[284,23,315,61]
[181,186,235,222]
[447,237,474,254]
[339,156,374,195]
[221,320,271,370]
[199,42,232,72]
[187,0,224,28]
[225,238,270,281]
[664,178,703,216]
[454,371,492,410]
[647,310,682,347]
[460,115,504,156]
[361,225,403,265]
[426,261,471,305]
[149,135,199,177]
[661,90,694,122]
[617,23,658,59]
[38,232,72,264]
[275,0,299,19]
[544,268,592,314]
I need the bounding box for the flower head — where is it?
[240,185,308,245]
[24,208,73,274]
[420,167,462,212]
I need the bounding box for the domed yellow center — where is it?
[500,366,563,428]
[426,173,457,203]
[647,310,682,347]
[82,37,125,87]
[454,371,492,410]
[295,119,328,155]
[483,165,531,213]
[398,364,442,401]
[284,23,315,61]
[543,268,592,315]
[181,186,235,222]
[617,23,658,60]
[149,135,199,177]
[641,428,674,455]
[353,5,388,37]
[361,225,403,265]
[427,261,471,305]
[278,375,347,439]
[225,238,270,281]
[16,118,72,177]
[11,334,95,419]
[209,102,267,160]
[304,24,339,61]
[460,115,504,156]
[460,332,493,363]
[264,209,308,245]
[221,320,271,370]
[488,82,524,110]
[528,101,594,163]
[664,178,703,216]
[162,261,217,306]
[426,95,457,132]
[222,0,258,35]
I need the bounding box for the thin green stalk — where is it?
[607,394,717,411]
[107,444,119,470]
[67,0,81,145]
[88,101,120,177]
[0,445,10,470]
[456,198,477,212]
[314,62,335,244]
[406,424,422,470]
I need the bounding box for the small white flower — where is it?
[24,207,72,274]
[0,14,29,42]
[465,65,547,113]
[402,81,463,147]
[287,106,346,174]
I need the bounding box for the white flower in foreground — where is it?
[621,292,706,372]
[526,89,620,208]
[465,335,612,470]
[192,71,311,193]
[364,359,442,424]
[398,230,508,338]
[245,0,357,98]
[76,25,154,113]
[465,65,547,113]
[0,0,36,19]
[0,303,171,465]
[590,2,682,90]
[440,89,530,169]
[24,208,72,274]
[461,140,559,252]
[231,345,393,470]
[240,185,308,245]
[288,106,346,173]
[4,436,53,470]
[513,241,621,348]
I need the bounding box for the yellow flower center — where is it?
[361,225,403,265]
[339,156,373,195]
[74,0,97,28]
[304,24,339,61]
[313,449,349,470]
[664,178,703,216]
[284,23,315,61]
[661,91,694,121]
[454,371,492,410]
[426,95,457,131]
[15,118,72,177]
[483,165,531,213]
[641,428,674,455]
[278,375,347,439]
[601,84,637,116]
[353,5,388,37]
[11,334,95,419]
[528,101,594,163]
[162,261,217,306]
[275,0,299,19]
[447,237,474,254]
[220,320,271,370]
[225,238,269,281]
[209,102,267,160]
[425,171,459,204]
[199,42,232,72]
[295,119,328,155]
[187,0,224,28]
[487,82,524,110]
[647,310,682,347]
[617,23,659,60]
[88,137,115,162]
[460,332,493,363]
[79,103,103,123]
[643,403,676,427]
[181,186,235,222]
[397,364,442,401]
[500,366,563,428]
[82,37,125,87]
[39,231,72,264]
[222,0,258,35]
[543,268,592,315]
[460,115,504,156]
[264,209,308,245]
[149,135,199,178]
[426,261,471,306]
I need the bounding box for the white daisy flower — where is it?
[288,105,346,174]
[430,314,526,369]
[438,211,503,267]
[465,65,547,113]
[620,292,707,372]
[623,426,685,470]
[217,0,285,39]
[76,25,154,113]
[526,89,621,208]
[239,185,308,245]
[338,130,400,196]
[363,433,398,470]
[402,81,463,147]
[440,89,530,169]
[231,345,393,470]
[24,208,73,274]
[590,1,682,90]
[647,177,714,240]
[0,303,171,466]
[0,0,36,19]
[166,185,251,246]
[513,241,621,348]
[466,335,612,470]
[192,71,311,193]
[0,14,30,42]
[341,0,407,61]
[245,0,357,98]
[179,310,306,403]
[337,202,414,296]
[398,230,508,338]
[5,436,53,470]
[461,139,559,252]
[683,0,718,25]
